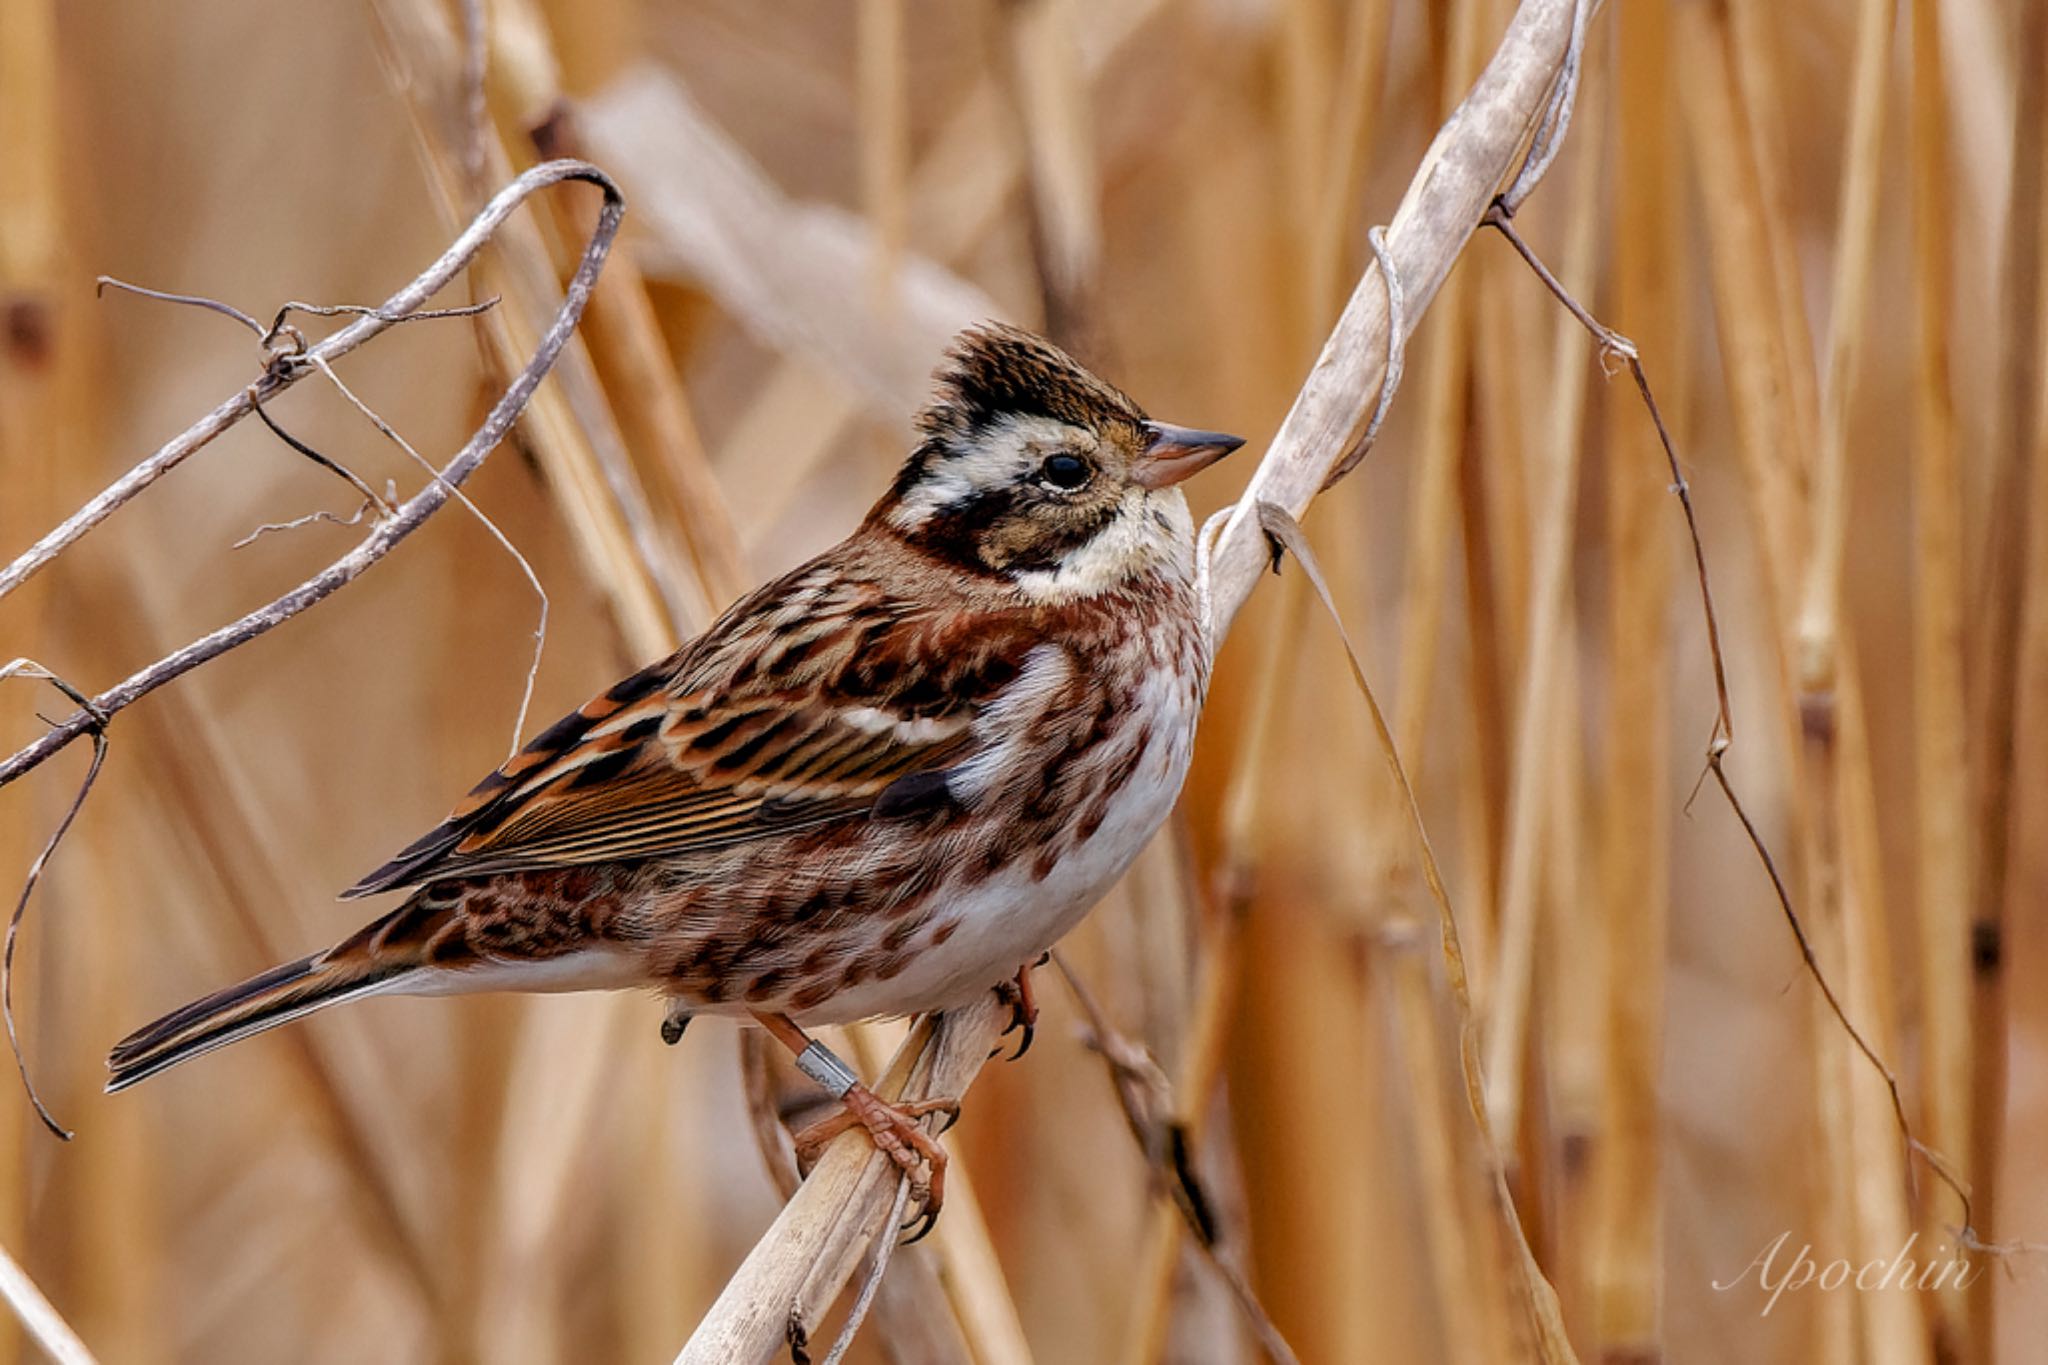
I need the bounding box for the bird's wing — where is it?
[343,568,1053,897]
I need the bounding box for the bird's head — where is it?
[875,322,1243,600]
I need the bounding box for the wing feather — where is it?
[342,560,1043,898]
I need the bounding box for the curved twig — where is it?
[0,160,622,793]
[0,661,108,1138]
[1,160,601,603]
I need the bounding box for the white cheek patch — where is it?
[888,414,1091,531]
[1009,489,1196,603]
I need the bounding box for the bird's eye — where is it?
[1038,453,1092,490]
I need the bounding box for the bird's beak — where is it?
[1132,421,1246,489]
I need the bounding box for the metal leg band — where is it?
[796,1040,859,1098]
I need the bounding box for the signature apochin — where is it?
[1714,1231,1979,1316]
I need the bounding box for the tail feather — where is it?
[105,952,417,1093]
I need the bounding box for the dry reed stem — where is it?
[857,0,909,306]
[1795,0,1891,687]
[368,0,692,644]
[1254,504,1573,1364]
[0,1237,92,1365]
[0,0,64,1333]
[1967,10,2048,1351]
[1724,0,1824,524]
[1277,0,1335,282]
[998,0,1104,352]
[1056,947,1295,1365]
[838,1020,1033,1365]
[1994,126,2048,1358]
[678,4,1588,1358]
[1587,0,1678,1351]
[1386,932,1502,1365]
[1539,581,1595,1328]
[1908,0,1974,1353]
[1836,676,1932,1365]
[1788,9,1971,1353]
[675,1001,1006,1364]
[1115,903,1257,1364]
[1480,51,1602,1140]
[487,0,749,609]
[903,1155,1033,1365]
[1372,0,1491,995]
[1961,27,2034,1364]
[1385,290,1474,798]
[1673,4,1811,642]
[1307,0,1394,319]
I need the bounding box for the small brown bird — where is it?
[108,322,1240,1223]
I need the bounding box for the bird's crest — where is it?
[914,322,1144,440]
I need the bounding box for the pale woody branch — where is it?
[677,1,1585,1360]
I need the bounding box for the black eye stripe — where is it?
[901,483,1117,576]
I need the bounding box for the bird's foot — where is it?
[792,1087,958,1241]
[992,955,1046,1060]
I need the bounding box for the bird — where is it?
[106,321,1242,1228]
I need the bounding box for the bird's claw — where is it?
[789,1089,956,1241]
[994,959,1043,1061]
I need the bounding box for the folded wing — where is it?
[343,583,1052,897]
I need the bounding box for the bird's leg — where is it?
[750,1010,955,1238]
[992,953,1048,1060]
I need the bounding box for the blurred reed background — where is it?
[0,0,2042,1361]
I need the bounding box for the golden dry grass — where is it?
[0,1,2043,1362]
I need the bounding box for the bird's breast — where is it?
[814,623,1203,1021]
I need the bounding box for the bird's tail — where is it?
[106,900,447,1093]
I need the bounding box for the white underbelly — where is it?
[808,676,1197,1023]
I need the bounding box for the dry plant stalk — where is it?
[0,1236,93,1365]
[675,1001,1008,1365]
[676,2,1588,1360]
[1586,2,1679,1354]
[1907,0,1973,1351]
